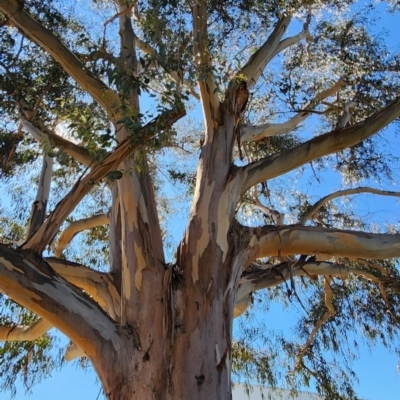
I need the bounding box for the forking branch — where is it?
[20,117,92,167]
[22,105,185,253]
[239,15,292,89]
[241,79,345,142]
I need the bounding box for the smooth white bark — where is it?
[240,16,291,89]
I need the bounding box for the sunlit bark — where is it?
[26,153,53,238]
[193,0,220,132]
[47,258,120,320]
[245,224,400,260]
[0,318,52,341]
[0,244,119,361]
[240,16,291,88]
[64,342,84,361]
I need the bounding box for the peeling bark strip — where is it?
[47,258,121,320]
[22,106,185,253]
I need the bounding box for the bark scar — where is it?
[216,346,228,371]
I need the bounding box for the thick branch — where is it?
[20,112,54,238]
[22,106,185,253]
[0,318,52,341]
[240,16,291,89]
[54,214,109,257]
[245,224,400,261]
[20,118,50,146]
[299,187,400,225]
[241,79,344,142]
[0,244,119,359]
[1,0,122,120]
[241,97,400,192]
[20,119,92,166]
[269,29,310,60]
[46,258,120,320]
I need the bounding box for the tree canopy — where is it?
[0,0,400,399]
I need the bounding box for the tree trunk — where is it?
[92,253,236,400]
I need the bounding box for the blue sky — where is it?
[3,1,400,399]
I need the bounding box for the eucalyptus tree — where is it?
[1,0,400,399]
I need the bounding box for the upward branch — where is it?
[0,0,122,120]
[134,35,199,99]
[241,96,400,192]
[240,15,292,89]
[54,214,109,257]
[193,0,220,129]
